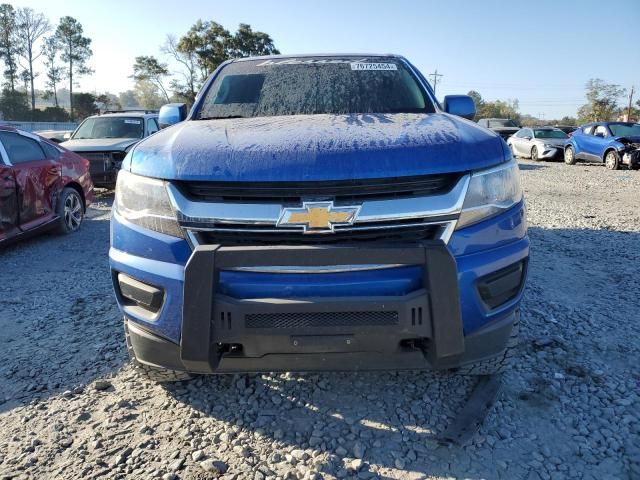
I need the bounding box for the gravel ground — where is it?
[1,160,639,480]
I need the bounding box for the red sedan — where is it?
[0,126,93,246]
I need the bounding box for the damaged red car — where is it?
[0,126,93,246]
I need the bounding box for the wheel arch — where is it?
[602,147,619,163]
[63,181,86,212]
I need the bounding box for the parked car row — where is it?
[500,121,640,170]
[3,99,638,250]
[0,110,162,247]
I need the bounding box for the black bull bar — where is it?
[180,242,465,373]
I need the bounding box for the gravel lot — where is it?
[1,159,639,480]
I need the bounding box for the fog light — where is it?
[477,261,526,309]
[117,273,164,313]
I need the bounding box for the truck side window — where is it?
[0,132,46,164]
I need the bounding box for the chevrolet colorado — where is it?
[110,54,529,382]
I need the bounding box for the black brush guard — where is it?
[180,241,464,373]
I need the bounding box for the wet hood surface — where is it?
[61,138,139,152]
[127,113,507,182]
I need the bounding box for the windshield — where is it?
[608,123,640,137]
[534,129,568,139]
[488,119,519,128]
[196,57,435,119]
[72,117,144,139]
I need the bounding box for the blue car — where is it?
[110,54,529,382]
[564,121,640,170]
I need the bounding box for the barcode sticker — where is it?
[350,63,398,71]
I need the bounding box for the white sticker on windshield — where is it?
[124,119,141,124]
[350,62,397,71]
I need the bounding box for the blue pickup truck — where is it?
[109,54,529,382]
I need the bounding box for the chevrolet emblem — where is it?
[277,201,361,233]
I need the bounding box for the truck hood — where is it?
[61,138,139,152]
[126,113,508,182]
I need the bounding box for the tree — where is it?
[167,20,279,102]
[577,79,626,124]
[0,88,28,119]
[41,35,64,107]
[118,89,140,109]
[55,16,93,120]
[558,116,577,126]
[95,92,121,112]
[133,79,164,109]
[71,92,97,119]
[466,90,520,122]
[162,34,198,104]
[178,20,231,78]
[16,7,50,112]
[0,4,20,92]
[132,55,169,102]
[229,23,279,58]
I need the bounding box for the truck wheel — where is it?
[457,310,520,376]
[564,146,577,165]
[604,151,620,170]
[531,146,539,161]
[124,322,193,383]
[55,187,84,234]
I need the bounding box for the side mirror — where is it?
[63,132,71,140]
[159,103,187,128]
[442,95,476,120]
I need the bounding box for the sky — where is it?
[10,0,640,119]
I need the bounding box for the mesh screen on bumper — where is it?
[245,311,399,329]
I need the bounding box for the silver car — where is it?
[507,127,568,161]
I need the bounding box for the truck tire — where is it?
[55,187,84,234]
[124,322,193,383]
[457,310,520,376]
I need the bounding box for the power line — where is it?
[428,69,444,95]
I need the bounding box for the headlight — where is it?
[114,170,184,238]
[456,161,522,229]
[543,143,555,149]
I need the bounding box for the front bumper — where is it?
[622,150,640,168]
[539,146,563,159]
[112,233,528,373]
[125,307,518,373]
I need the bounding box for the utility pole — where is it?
[429,69,444,95]
[627,86,635,121]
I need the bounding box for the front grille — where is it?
[80,151,126,162]
[178,173,462,203]
[197,222,443,246]
[246,311,398,329]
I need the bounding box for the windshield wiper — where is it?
[198,115,246,120]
